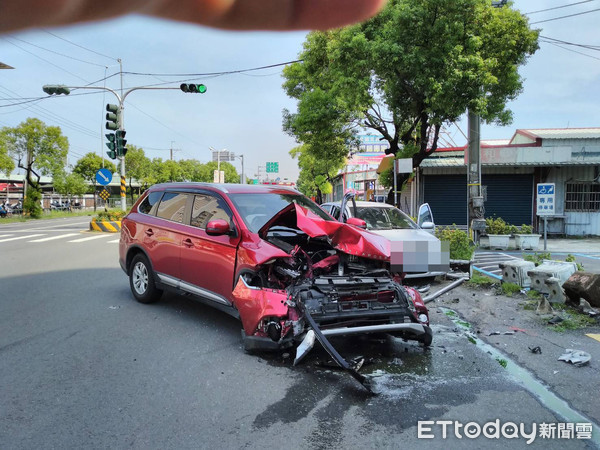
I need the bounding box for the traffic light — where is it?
[105,104,119,131]
[42,85,70,95]
[105,133,117,159]
[116,130,127,157]
[180,83,207,94]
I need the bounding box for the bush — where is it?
[435,226,474,260]
[24,187,42,219]
[520,224,533,234]
[501,282,522,296]
[565,254,584,271]
[485,217,511,235]
[96,209,125,221]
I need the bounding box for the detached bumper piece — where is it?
[295,310,431,393]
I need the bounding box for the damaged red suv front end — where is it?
[120,184,431,389]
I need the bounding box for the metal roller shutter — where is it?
[423,174,533,226]
[423,175,467,225]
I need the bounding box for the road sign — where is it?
[213,170,225,183]
[98,187,110,201]
[536,183,555,216]
[96,168,113,186]
[266,162,279,173]
[252,179,259,185]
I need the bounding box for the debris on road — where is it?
[529,346,542,354]
[579,299,599,317]
[488,331,515,336]
[558,349,591,366]
[536,297,554,315]
[548,316,564,325]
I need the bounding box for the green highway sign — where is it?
[266,162,279,173]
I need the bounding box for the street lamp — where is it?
[235,154,245,184]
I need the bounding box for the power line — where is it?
[120,60,302,78]
[540,39,600,61]
[41,29,118,61]
[540,35,600,51]
[524,0,595,15]
[5,35,109,68]
[530,7,600,24]
[1,37,90,83]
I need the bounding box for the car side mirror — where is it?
[421,221,435,230]
[346,217,367,229]
[206,219,231,236]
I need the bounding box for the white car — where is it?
[320,198,448,279]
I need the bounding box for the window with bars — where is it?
[565,182,600,212]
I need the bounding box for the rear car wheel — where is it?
[129,254,162,304]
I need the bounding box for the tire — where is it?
[421,325,433,347]
[129,254,162,304]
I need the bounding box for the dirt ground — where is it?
[423,277,600,426]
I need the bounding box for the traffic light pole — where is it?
[43,85,181,211]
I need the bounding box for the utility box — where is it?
[499,260,536,288]
[528,260,577,294]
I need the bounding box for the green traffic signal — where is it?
[116,130,127,157]
[42,85,70,95]
[105,104,119,131]
[180,83,207,94]
[105,133,116,151]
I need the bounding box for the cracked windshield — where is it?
[1,0,599,448]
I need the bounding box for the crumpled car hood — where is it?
[259,203,390,260]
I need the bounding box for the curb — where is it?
[90,218,121,233]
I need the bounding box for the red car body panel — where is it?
[232,278,289,335]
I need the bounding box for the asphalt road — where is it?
[0,218,597,449]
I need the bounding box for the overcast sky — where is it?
[1,0,600,181]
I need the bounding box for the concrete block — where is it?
[563,272,600,308]
[499,260,536,288]
[527,260,577,294]
[545,277,566,303]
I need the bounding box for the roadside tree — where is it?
[0,118,69,217]
[73,153,117,211]
[124,145,152,202]
[53,172,87,205]
[283,0,539,199]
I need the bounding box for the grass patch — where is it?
[501,282,522,296]
[526,290,541,299]
[496,358,508,368]
[444,310,457,317]
[467,274,498,287]
[0,210,92,224]
[550,311,597,332]
[467,336,477,345]
[456,319,471,328]
[521,300,537,311]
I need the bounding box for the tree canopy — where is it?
[283,0,539,193]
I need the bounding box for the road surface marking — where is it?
[107,239,120,243]
[0,234,13,238]
[68,235,112,243]
[0,234,44,243]
[29,233,80,242]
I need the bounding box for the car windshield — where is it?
[229,193,333,232]
[355,206,418,230]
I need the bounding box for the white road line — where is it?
[68,234,112,243]
[0,234,44,243]
[107,239,120,244]
[0,234,13,238]
[29,233,80,243]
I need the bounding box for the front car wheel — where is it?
[129,254,162,304]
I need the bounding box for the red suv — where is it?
[119,183,431,382]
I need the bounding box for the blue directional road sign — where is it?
[96,168,113,186]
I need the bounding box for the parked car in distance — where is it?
[320,198,448,279]
[119,183,432,359]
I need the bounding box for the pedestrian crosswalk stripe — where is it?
[29,233,79,242]
[68,234,112,243]
[0,234,44,243]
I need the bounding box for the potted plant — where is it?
[485,217,511,250]
[514,224,541,250]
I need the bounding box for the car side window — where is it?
[156,192,188,223]
[190,194,232,229]
[138,191,163,215]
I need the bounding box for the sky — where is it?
[2,0,600,181]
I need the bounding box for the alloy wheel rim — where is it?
[133,262,149,295]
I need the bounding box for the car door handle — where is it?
[145,229,154,236]
[183,238,194,248]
